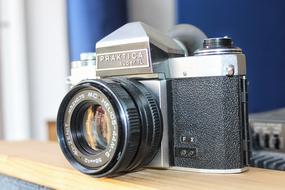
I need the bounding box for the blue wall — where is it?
[67,0,127,61]
[177,0,285,113]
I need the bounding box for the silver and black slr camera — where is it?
[57,22,249,177]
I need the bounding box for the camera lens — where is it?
[73,103,111,153]
[57,78,162,177]
[82,105,109,151]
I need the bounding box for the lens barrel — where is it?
[57,78,162,177]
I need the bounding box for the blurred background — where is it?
[0,0,284,141]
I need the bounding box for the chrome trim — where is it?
[170,166,249,174]
[141,79,170,168]
[71,60,96,69]
[96,22,184,55]
[153,54,246,79]
[96,48,150,71]
[95,22,186,77]
[80,52,96,61]
[194,48,242,56]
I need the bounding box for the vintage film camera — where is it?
[57,22,249,177]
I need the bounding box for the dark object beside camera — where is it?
[250,108,285,170]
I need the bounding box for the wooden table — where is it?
[0,141,284,190]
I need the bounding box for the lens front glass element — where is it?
[82,104,111,152]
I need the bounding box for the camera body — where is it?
[58,22,249,177]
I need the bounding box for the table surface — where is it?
[0,141,285,190]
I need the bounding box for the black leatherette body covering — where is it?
[169,76,248,169]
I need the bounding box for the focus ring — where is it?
[129,80,162,168]
[92,81,142,176]
[144,92,162,164]
[111,78,162,171]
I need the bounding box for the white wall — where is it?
[25,0,69,140]
[0,0,31,140]
[0,0,69,140]
[0,0,3,139]
[0,0,174,140]
[127,0,176,32]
